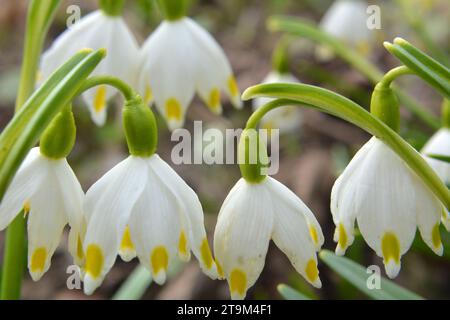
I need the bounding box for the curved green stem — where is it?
[267,16,441,129]
[379,66,414,88]
[78,75,135,101]
[242,83,450,210]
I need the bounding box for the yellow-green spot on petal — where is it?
[227,75,239,97]
[305,259,319,282]
[432,223,442,249]
[77,235,84,260]
[381,232,400,264]
[165,98,182,121]
[120,226,135,251]
[216,260,224,278]
[200,238,214,269]
[94,85,107,113]
[23,201,30,217]
[207,88,221,111]
[31,247,47,272]
[178,231,188,256]
[145,85,153,104]
[338,223,347,249]
[309,226,319,245]
[151,246,169,275]
[230,269,246,296]
[86,244,104,278]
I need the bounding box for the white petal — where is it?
[128,169,181,285]
[183,18,241,110]
[355,139,417,278]
[330,138,376,255]
[0,148,44,230]
[138,20,197,130]
[267,177,322,288]
[27,178,68,281]
[148,155,217,279]
[83,156,148,295]
[214,178,274,299]
[40,11,139,126]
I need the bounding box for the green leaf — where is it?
[427,154,450,163]
[267,15,440,129]
[277,284,312,300]
[242,83,450,210]
[384,38,450,99]
[319,250,423,300]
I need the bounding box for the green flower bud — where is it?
[99,0,126,16]
[442,99,450,128]
[370,83,400,132]
[238,129,269,183]
[157,0,187,21]
[123,96,158,157]
[40,105,76,159]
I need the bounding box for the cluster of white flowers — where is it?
[40,9,241,131]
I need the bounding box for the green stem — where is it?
[442,99,450,128]
[267,16,441,129]
[157,0,187,21]
[378,66,414,88]
[98,0,126,16]
[242,83,450,210]
[78,75,135,101]
[1,0,61,300]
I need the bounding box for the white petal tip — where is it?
[230,292,246,300]
[334,246,347,256]
[29,271,44,282]
[432,245,444,256]
[384,260,401,279]
[167,120,183,132]
[203,263,218,280]
[311,278,322,289]
[119,250,137,262]
[153,271,167,285]
[232,98,243,110]
[83,275,102,296]
[178,252,191,262]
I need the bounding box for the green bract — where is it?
[123,96,158,157]
[238,129,268,184]
[98,0,126,16]
[370,84,400,132]
[157,0,187,21]
[40,105,76,159]
[443,99,450,128]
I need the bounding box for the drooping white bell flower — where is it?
[331,137,447,279]
[317,0,374,60]
[0,148,85,281]
[40,10,139,126]
[421,128,450,185]
[214,177,324,300]
[137,17,242,131]
[82,154,218,295]
[253,71,302,134]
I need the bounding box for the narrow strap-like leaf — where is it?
[277,284,312,300]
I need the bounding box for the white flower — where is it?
[253,71,302,134]
[82,154,217,295]
[317,0,373,60]
[137,17,242,131]
[214,177,323,300]
[40,10,139,126]
[0,148,85,281]
[331,137,447,279]
[421,128,450,185]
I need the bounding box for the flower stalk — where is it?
[242,83,450,210]
[157,0,188,21]
[98,0,126,16]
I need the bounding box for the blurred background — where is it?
[0,0,449,299]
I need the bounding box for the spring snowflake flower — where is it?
[40,10,139,125]
[0,148,85,281]
[331,137,447,279]
[214,177,324,299]
[317,0,373,60]
[137,17,242,131]
[421,128,450,185]
[82,154,217,295]
[253,71,302,134]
